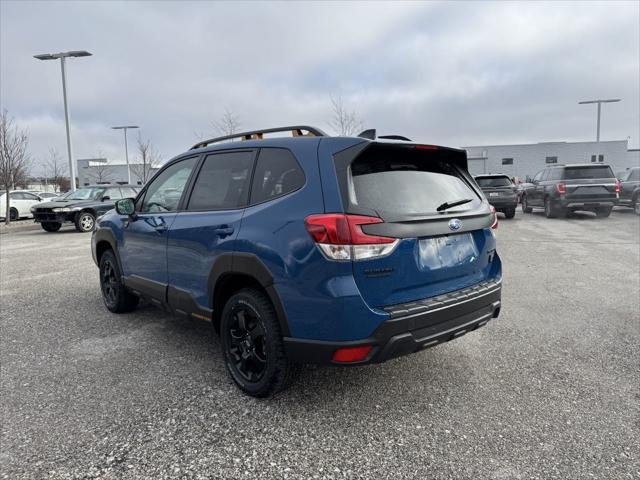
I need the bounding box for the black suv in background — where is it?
[521,164,619,218]
[474,174,518,218]
[32,185,139,232]
[617,167,640,214]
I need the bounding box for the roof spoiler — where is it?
[191,125,327,150]
[357,129,412,142]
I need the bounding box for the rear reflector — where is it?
[305,214,399,261]
[332,345,373,363]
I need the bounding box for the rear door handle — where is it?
[213,226,234,237]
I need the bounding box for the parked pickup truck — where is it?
[521,164,619,218]
[617,167,640,215]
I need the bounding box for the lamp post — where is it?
[111,126,139,184]
[34,50,92,192]
[578,99,621,142]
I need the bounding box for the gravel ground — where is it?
[1,209,639,479]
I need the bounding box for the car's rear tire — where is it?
[220,288,297,398]
[634,198,640,216]
[75,211,95,232]
[544,197,557,218]
[41,222,62,232]
[504,208,516,219]
[595,206,612,218]
[521,196,533,214]
[9,208,18,221]
[99,249,139,313]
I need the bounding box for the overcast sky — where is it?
[1,1,638,173]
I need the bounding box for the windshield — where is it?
[563,166,615,180]
[476,176,513,188]
[66,187,105,200]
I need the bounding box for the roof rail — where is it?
[190,125,327,150]
[357,129,412,141]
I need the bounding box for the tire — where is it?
[9,208,18,221]
[75,211,95,232]
[634,198,640,216]
[521,196,533,214]
[595,206,612,218]
[99,249,139,313]
[544,197,556,218]
[504,208,516,219]
[220,288,297,398]
[41,222,62,232]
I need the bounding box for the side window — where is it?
[20,192,40,200]
[250,148,305,205]
[10,192,24,200]
[103,188,123,200]
[120,187,138,198]
[533,171,543,182]
[141,157,197,213]
[548,168,562,180]
[630,169,640,182]
[187,151,253,210]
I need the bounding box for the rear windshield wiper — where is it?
[436,198,473,212]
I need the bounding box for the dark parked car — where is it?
[521,164,619,218]
[617,167,640,214]
[474,174,518,218]
[32,185,139,232]
[92,125,502,397]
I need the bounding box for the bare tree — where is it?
[130,136,162,184]
[212,108,241,137]
[329,94,363,136]
[85,150,113,184]
[45,147,68,192]
[0,110,31,223]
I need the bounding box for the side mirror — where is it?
[115,198,135,217]
[101,196,111,201]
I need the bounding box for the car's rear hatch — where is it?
[333,141,499,309]
[561,165,618,202]
[475,176,517,201]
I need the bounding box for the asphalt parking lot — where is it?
[1,209,639,479]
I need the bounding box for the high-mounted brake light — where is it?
[615,180,621,193]
[332,345,372,363]
[305,214,399,261]
[490,206,498,230]
[556,182,566,194]
[414,144,439,151]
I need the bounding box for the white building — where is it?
[77,159,161,186]
[463,139,639,180]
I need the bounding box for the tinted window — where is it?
[347,150,481,216]
[250,148,305,204]
[562,166,615,180]
[187,151,253,210]
[548,168,563,180]
[141,157,197,213]
[476,176,512,188]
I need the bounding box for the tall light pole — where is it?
[34,50,92,192]
[578,99,621,142]
[111,126,139,184]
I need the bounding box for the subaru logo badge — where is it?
[448,218,462,231]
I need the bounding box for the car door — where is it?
[166,149,255,316]
[18,192,42,216]
[529,170,544,205]
[119,156,199,302]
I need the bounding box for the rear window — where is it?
[562,166,614,180]
[475,176,512,188]
[346,147,481,217]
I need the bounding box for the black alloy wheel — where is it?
[99,249,138,313]
[227,306,268,383]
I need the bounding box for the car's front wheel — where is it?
[9,208,18,221]
[41,222,62,232]
[521,196,532,214]
[632,196,640,215]
[99,249,139,313]
[220,288,297,398]
[75,211,96,232]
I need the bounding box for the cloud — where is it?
[1,0,638,175]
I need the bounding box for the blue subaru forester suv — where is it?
[92,125,502,397]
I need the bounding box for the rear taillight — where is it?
[414,144,439,151]
[615,180,621,193]
[490,206,498,230]
[556,182,566,194]
[304,214,399,261]
[332,345,372,363]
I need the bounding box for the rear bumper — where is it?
[284,278,502,365]
[489,198,518,209]
[556,198,616,209]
